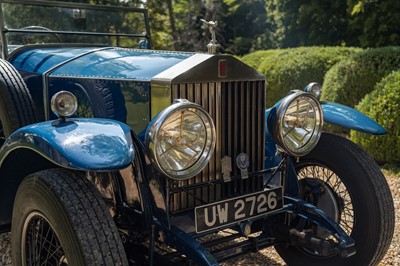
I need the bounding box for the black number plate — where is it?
[195,187,283,233]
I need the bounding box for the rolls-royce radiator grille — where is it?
[169,80,266,213]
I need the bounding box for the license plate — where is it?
[195,187,283,233]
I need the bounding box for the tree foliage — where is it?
[146,0,217,51]
[145,0,268,54]
[347,0,400,47]
[263,0,349,49]
[144,0,400,53]
[4,0,399,53]
[220,0,266,54]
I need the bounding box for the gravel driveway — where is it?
[1,171,398,265]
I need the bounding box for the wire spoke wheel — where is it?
[297,164,354,236]
[296,164,354,257]
[23,212,67,266]
[275,133,394,265]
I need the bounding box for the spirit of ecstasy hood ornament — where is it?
[201,19,220,54]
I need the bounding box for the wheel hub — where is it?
[298,178,340,236]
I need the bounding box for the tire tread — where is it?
[0,59,38,136]
[12,169,128,265]
[324,133,394,266]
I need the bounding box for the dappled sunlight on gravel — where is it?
[221,247,285,265]
[0,232,11,265]
[378,171,400,266]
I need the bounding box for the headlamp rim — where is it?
[146,99,216,180]
[50,90,78,118]
[275,91,323,157]
[304,82,322,99]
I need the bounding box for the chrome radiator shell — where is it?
[151,54,266,213]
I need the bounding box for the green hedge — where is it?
[240,50,279,70]
[350,71,400,164]
[241,47,361,107]
[321,46,400,107]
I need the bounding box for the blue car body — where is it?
[1,44,385,264]
[9,45,386,147]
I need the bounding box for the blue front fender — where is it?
[321,101,386,135]
[265,100,386,165]
[0,118,135,171]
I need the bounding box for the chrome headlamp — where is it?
[51,91,78,118]
[275,91,323,157]
[304,82,322,100]
[146,99,216,180]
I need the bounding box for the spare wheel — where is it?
[0,59,38,145]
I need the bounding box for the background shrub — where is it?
[350,71,400,164]
[241,47,361,107]
[238,50,277,70]
[322,46,400,107]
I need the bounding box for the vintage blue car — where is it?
[0,0,394,265]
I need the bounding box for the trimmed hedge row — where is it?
[241,47,361,107]
[350,71,400,164]
[321,46,400,107]
[241,46,400,164]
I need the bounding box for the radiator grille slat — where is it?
[169,80,265,213]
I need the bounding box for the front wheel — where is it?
[11,168,128,266]
[275,133,394,266]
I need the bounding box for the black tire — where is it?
[0,59,38,142]
[11,168,128,265]
[275,133,394,266]
[80,79,127,122]
[69,80,115,118]
[83,79,116,118]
